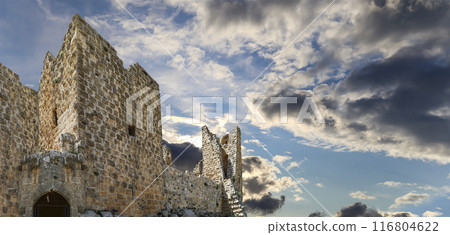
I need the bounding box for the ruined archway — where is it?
[33,191,70,217]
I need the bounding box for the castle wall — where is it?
[163,167,223,212]
[0,63,39,216]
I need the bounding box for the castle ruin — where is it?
[0,14,245,217]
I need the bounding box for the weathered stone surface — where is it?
[100,211,113,217]
[0,62,39,216]
[163,167,222,213]
[80,210,100,217]
[153,207,221,217]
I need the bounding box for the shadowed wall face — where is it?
[0,63,39,216]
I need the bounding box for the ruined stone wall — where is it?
[200,126,246,216]
[224,127,243,200]
[201,126,225,183]
[0,63,39,216]
[62,15,164,216]
[163,167,223,213]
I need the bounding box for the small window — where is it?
[128,125,136,137]
[53,108,58,127]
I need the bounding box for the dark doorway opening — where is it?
[33,191,70,217]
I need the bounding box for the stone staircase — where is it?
[223,179,247,217]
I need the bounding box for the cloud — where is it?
[335,202,417,217]
[423,211,443,217]
[336,202,382,217]
[381,211,418,217]
[315,183,324,188]
[37,0,67,22]
[257,41,450,164]
[378,181,416,188]
[272,155,292,164]
[246,0,450,165]
[243,192,285,216]
[293,194,305,201]
[349,191,376,200]
[163,140,203,171]
[389,192,430,209]
[242,156,301,199]
[355,0,450,46]
[308,211,327,217]
[339,44,450,146]
[286,161,301,171]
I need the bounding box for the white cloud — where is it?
[294,195,305,201]
[286,161,301,171]
[389,192,430,209]
[272,155,292,164]
[37,0,67,22]
[244,139,262,145]
[379,181,416,188]
[315,183,324,188]
[349,191,376,200]
[381,211,418,217]
[162,125,202,147]
[423,211,443,217]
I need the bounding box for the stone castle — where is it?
[0,14,246,217]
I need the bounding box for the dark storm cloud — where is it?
[339,44,450,146]
[377,136,402,145]
[336,202,382,217]
[206,0,301,26]
[163,140,202,171]
[243,193,286,216]
[334,202,417,217]
[310,202,416,217]
[389,212,415,217]
[321,97,338,111]
[244,176,274,195]
[242,156,276,195]
[308,211,327,217]
[259,88,310,120]
[324,117,336,128]
[372,0,386,8]
[357,0,450,44]
[347,122,368,132]
[242,155,264,173]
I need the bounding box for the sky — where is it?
[0,0,449,217]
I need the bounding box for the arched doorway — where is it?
[33,191,70,217]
